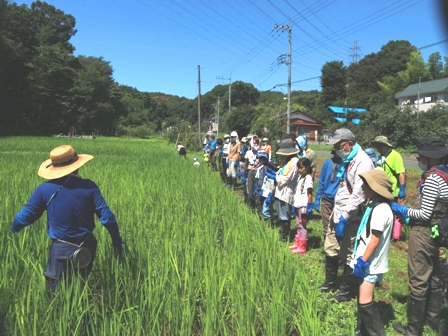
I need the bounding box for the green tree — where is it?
[427,52,443,80]
[320,61,346,108]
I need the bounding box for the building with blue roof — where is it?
[327,106,367,125]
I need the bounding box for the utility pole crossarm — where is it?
[274,22,292,134]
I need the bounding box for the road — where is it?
[314,151,419,170]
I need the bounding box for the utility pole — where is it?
[214,95,220,135]
[274,22,292,134]
[417,76,421,119]
[216,75,232,113]
[198,65,202,148]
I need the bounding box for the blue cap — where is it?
[257,151,269,160]
[364,148,378,164]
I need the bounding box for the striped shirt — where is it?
[408,173,448,221]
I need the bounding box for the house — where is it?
[395,77,448,112]
[289,110,323,141]
[327,106,367,125]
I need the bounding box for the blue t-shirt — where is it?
[316,158,340,202]
[12,175,117,240]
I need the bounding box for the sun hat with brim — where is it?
[38,145,94,180]
[372,135,393,148]
[359,168,394,201]
[241,137,248,143]
[411,136,448,159]
[262,137,269,142]
[327,128,356,145]
[276,139,300,155]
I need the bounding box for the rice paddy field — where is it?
[0,136,446,336]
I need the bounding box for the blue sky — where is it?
[16,0,448,99]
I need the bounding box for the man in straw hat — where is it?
[11,145,123,292]
[351,168,394,335]
[322,128,374,302]
[391,137,448,335]
[274,138,301,242]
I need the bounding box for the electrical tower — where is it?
[350,40,362,64]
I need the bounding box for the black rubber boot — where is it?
[358,301,386,336]
[328,265,359,302]
[393,295,426,335]
[279,220,290,243]
[319,256,339,293]
[440,260,448,300]
[426,289,443,333]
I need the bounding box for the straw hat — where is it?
[359,168,394,201]
[276,139,300,155]
[38,145,94,180]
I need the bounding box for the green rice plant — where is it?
[1,136,443,335]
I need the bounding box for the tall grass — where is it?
[0,137,322,335]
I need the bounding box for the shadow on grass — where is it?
[377,300,395,326]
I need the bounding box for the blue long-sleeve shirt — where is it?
[12,174,117,240]
[316,158,340,203]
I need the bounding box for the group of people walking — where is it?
[202,128,448,335]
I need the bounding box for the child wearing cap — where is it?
[350,168,394,335]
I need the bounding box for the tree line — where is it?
[1,1,447,149]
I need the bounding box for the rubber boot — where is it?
[231,177,237,190]
[319,256,339,293]
[358,301,386,336]
[393,295,426,335]
[289,235,300,250]
[440,260,448,299]
[426,289,443,333]
[279,220,290,243]
[328,265,359,302]
[291,238,308,254]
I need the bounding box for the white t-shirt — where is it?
[293,174,313,208]
[351,202,393,275]
[245,149,258,170]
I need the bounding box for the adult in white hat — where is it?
[11,145,123,292]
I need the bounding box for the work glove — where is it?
[398,184,406,199]
[113,237,124,257]
[353,256,370,280]
[306,203,314,216]
[10,222,24,234]
[313,199,321,212]
[265,192,274,208]
[391,202,410,224]
[233,161,238,168]
[335,216,349,243]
